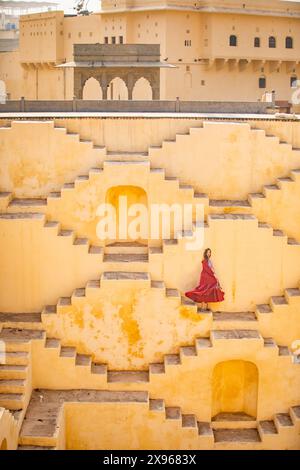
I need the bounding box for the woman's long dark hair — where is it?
[203,248,211,260]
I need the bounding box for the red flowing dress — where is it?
[185,259,224,303]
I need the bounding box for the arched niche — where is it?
[212,360,258,420]
[105,185,148,243]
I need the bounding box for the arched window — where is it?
[286,36,293,49]
[254,37,260,48]
[269,36,276,48]
[82,77,103,100]
[291,76,297,88]
[132,77,152,100]
[229,35,237,47]
[259,77,266,89]
[107,77,128,100]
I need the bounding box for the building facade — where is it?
[0,0,300,101]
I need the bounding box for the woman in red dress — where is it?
[185,248,224,311]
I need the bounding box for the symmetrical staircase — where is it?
[1,118,300,449]
[1,310,299,387]
[16,389,300,450]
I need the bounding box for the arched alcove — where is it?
[107,77,128,100]
[82,77,103,100]
[212,360,258,419]
[0,438,7,450]
[105,186,148,242]
[132,77,152,100]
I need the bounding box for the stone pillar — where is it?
[73,71,83,99]
[100,73,108,100]
[72,98,77,112]
[152,86,160,100]
[20,96,25,112]
[126,74,135,101]
[102,86,108,100]
[151,70,160,100]
[128,87,133,100]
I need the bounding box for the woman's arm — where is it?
[203,260,216,278]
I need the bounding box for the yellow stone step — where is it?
[212,412,257,430]
[5,351,29,366]
[105,242,148,254]
[8,199,47,213]
[211,329,263,347]
[107,371,149,384]
[0,328,45,351]
[0,379,26,394]
[213,428,261,446]
[101,271,151,289]
[0,313,43,330]
[0,392,25,410]
[0,365,28,380]
[103,253,149,273]
[105,151,149,162]
[274,413,294,433]
[212,312,258,330]
[258,419,278,441]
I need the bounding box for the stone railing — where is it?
[0,98,275,114]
